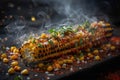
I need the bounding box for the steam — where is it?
[2,0,109,47]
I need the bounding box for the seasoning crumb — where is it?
[81,60,85,63]
[77,60,80,64]
[27,77,30,80]
[79,67,82,70]
[84,61,87,64]
[6,73,9,75]
[45,71,49,74]
[70,67,73,72]
[34,74,38,77]
[107,54,111,56]
[47,77,50,80]
[47,73,55,76]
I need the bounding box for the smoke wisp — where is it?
[2,0,110,47]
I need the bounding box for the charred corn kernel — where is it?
[13,49,19,53]
[70,56,75,61]
[79,56,84,61]
[38,63,44,68]
[105,23,110,26]
[66,59,73,64]
[85,48,90,52]
[40,33,47,39]
[111,46,116,50]
[14,66,21,71]
[98,21,104,27]
[10,46,16,52]
[47,66,53,72]
[21,69,29,75]
[63,60,67,63]
[35,39,38,43]
[3,58,9,63]
[11,61,18,67]
[93,49,99,55]
[95,55,101,61]
[88,53,94,58]
[32,47,36,51]
[106,44,111,48]
[54,63,61,69]
[90,21,97,27]
[1,53,7,59]
[58,61,64,65]
[8,67,15,74]
[29,43,34,47]
[10,55,18,60]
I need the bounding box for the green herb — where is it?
[82,20,90,28]
[14,76,23,80]
[48,28,56,34]
[79,51,84,57]
[74,55,77,58]
[58,26,73,36]
[48,40,54,46]
[48,28,58,38]
[75,42,78,48]
[32,38,35,43]
[79,38,83,45]
[29,35,33,39]
[73,29,78,33]
[89,28,96,34]
[38,43,43,48]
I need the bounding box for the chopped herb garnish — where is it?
[79,51,84,57]
[48,28,56,34]
[29,35,33,39]
[32,38,35,43]
[14,76,23,80]
[48,28,58,38]
[38,43,43,48]
[75,42,78,48]
[48,40,54,46]
[82,20,90,28]
[89,28,96,34]
[79,38,83,45]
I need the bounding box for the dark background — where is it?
[0,0,120,26]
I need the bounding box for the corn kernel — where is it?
[58,61,64,65]
[21,69,29,75]
[95,55,101,61]
[11,61,18,67]
[8,67,15,74]
[106,44,111,48]
[1,53,7,59]
[79,56,84,61]
[47,66,53,72]
[54,63,61,69]
[3,58,9,63]
[40,33,47,39]
[70,56,75,61]
[88,53,94,58]
[13,49,19,53]
[111,46,116,50]
[93,49,99,55]
[10,55,18,60]
[14,66,21,71]
[86,48,90,52]
[38,63,44,68]
[66,59,73,64]
[105,23,110,26]
[10,46,16,52]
